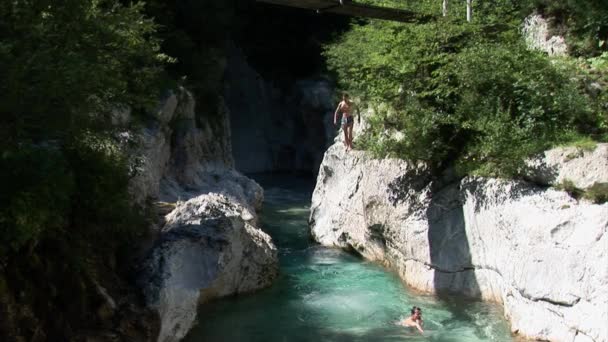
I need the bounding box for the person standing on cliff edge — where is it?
[333,93,359,151]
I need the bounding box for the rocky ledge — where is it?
[310,142,608,342]
[140,193,278,342]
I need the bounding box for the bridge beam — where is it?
[256,0,432,23]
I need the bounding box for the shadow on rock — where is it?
[426,183,481,325]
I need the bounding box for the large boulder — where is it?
[160,167,264,217]
[141,194,278,342]
[310,143,608,342]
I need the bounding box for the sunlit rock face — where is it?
[224,44,335,174]
[141,194,278,342]
[522,14,568,56]
[523,143,608,190]
[125,87,235,206]
[310,139,608,342]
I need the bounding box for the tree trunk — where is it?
[466,0,472,22]
[442,0,448,16]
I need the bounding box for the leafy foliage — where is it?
[0,147,74,255]
[0,0,168,146]
[585,182,608,203]
[524,0,608,56]
[324,0,607,177]
[0,0,164,255]
[555,179,608,204]
[0,2,168,339]
[556,179,585,200]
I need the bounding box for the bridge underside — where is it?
[256,0,430,23]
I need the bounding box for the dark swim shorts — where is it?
[341,115,354,126]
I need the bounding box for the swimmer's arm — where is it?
[415,322,424,334]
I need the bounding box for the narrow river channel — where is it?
[184,175,513,342]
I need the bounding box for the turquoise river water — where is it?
[184,175,514,342]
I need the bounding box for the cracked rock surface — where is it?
[126,87,279,342]
[310,143,608,342]
[141,194,278,342]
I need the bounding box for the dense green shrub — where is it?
[448,43,594,175]
[555,179,584,200]
[0,2,167,337]
[0,142,147,262]
[65,134,147,251]
[585,182,608,203]
[324,1,607,177]
[0,0,165,257]
[0,148,74,254]
[555,180,608,204]
[0,0,168,146]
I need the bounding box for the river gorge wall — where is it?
[122,87,279,342]
[310,135,608,341]
[123,6,347,336]
[224,44,335,175]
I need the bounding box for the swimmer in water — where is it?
[401,306,424,334]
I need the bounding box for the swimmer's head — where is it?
[411,306,422,315]
[342,93,349,100]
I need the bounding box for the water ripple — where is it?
[184,178,513,342]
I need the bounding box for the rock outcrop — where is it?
[125,87,234,206]
[310,142,608,342]
[522,14,568,56]
[140,194,278,342]
[122,87,278,341]
[524,144,608,190]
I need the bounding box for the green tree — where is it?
[324,1,606,176]
[0,0,167,254]
[0,0,167,146]
[0,2,169,339]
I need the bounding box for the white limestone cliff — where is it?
[125,87,235,206]
[310,141,608,342]
[119,87,279,342]
[141,194,278,342]
[524,144,608,190]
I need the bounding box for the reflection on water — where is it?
[183,174,513,342]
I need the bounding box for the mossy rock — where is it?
[556,179,608,204]
[585,182,608,204]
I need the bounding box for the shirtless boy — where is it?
[333,93,356,151]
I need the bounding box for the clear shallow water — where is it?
[184,175,513,342]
